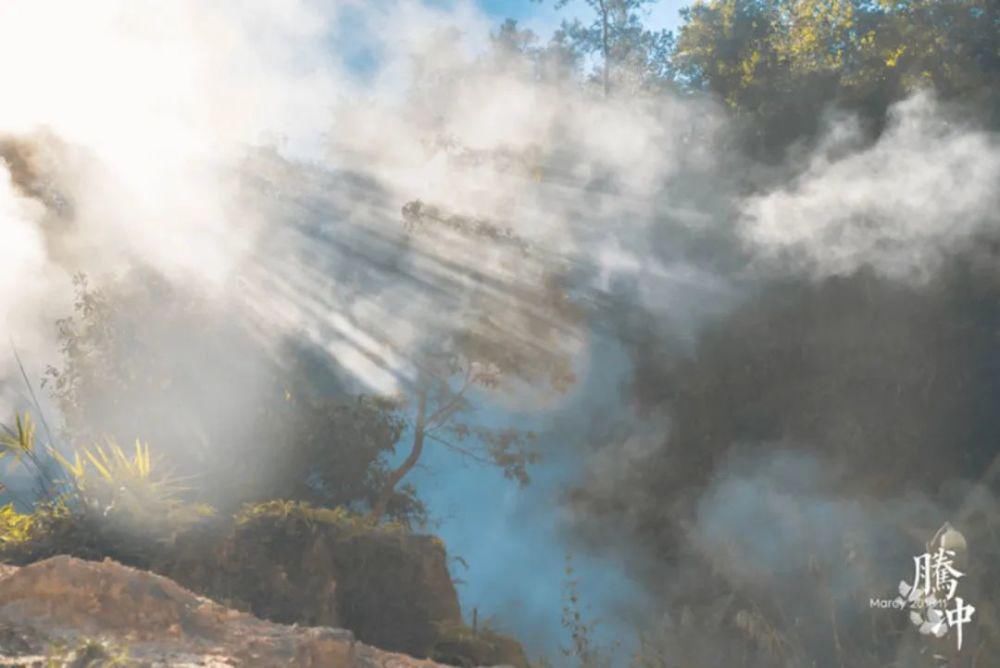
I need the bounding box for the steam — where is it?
[742,92,1000,280]
[567,92,1000,662]
[0,0,349,409]
[2,1,1000,664]
[0,0,724,404]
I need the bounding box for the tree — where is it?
[45,272,425,524]
[490,19,582,84]
[367,201,582,523]
[673,0,1000,157]
[537,0,675,94]
[368,351,538,523]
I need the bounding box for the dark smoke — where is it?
[567,237,1000,664]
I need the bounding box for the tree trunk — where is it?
[601,1,610,97]
[368,388,427,523]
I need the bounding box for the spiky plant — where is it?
[56,440,175,504]
[53,439,211,535]
[2,411,208,530]
[0,412,58,500]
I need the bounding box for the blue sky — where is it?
[337,0,689,81]
[476,0,688,34]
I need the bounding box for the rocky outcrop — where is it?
[0,556,448,667]
[159,503,465,659]
[0,501,529,667]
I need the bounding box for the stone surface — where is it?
[156,505,465,659]
[0,556,449,667]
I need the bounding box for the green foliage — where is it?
[491,18,583,83]
[0,410,215,567]
[0,412,58,500]
[53,439,213,538]
[525,0,998,157]
[0,412,36,460]
[0,503,34,545]
[44,272,424,525]
[235,499,408,535]
[0,499,115,565]
[674,0,999,156]
[537,0,676,93]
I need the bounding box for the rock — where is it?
[0,556,450,667]
[161,503,464,658]
[0,502,529,667]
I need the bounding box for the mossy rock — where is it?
[431,623,529,668]
[163,501,465,658]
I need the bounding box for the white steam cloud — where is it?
[3,2,997,461]
[0,0,350,408]
[742,92,1000,280]
[0,0,722,413]
[3,2,995,426]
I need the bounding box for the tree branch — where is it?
[424,431,492,466]
[425,362,474,430]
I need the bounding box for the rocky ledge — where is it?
[0,556,451,667]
